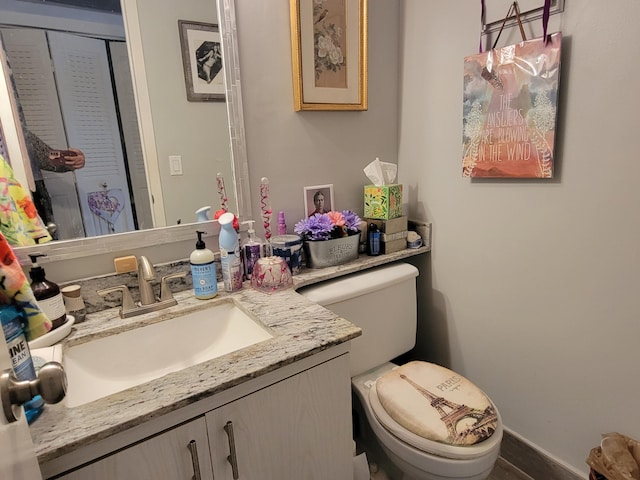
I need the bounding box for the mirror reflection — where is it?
[0,0,239,243]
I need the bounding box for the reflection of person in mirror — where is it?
[24,129,85,239]
[308,190,330,217]
[196,41,222,84]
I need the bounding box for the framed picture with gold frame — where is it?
[290,0,368,111]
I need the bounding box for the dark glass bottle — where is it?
[367,223,381,256]
[28,254,66,330]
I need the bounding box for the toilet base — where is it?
[353,410,402,480]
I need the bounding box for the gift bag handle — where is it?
[480,0,552,52]
[492,2,527,49]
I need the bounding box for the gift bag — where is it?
[462,1,561,178]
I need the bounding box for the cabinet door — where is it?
[207,354,352,480]
[57,417,213,480]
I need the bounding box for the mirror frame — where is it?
[14,0,251,265]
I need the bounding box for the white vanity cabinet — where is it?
[49,352,352,480]
[56,417,213,479]
[207,353,352,479]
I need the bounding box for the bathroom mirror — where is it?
[0,0,250,254]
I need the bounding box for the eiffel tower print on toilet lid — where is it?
[371,361,499,454]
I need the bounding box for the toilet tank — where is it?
[299,263,419,376]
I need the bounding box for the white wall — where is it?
[398,1,640,475]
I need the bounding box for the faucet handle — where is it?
[97,285,136,317]
[160,272,187,302]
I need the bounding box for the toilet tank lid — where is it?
[298,263,418,306]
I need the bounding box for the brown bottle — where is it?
[28,254,67,330]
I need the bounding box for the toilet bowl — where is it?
[299,263,503,480]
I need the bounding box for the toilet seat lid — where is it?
[370,361,499,455]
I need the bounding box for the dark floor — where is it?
[357,436,532,479]
[489,458,533,480]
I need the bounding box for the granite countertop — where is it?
[30,246,429,466]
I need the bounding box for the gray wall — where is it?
[134,0,234,225]
[398,1,639,476]
[236,0,401,228]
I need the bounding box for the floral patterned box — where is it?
[363,184,403,220]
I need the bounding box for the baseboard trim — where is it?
[500,429,584,480]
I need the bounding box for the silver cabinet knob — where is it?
[1,361,67,423]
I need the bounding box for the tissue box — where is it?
[364,184,403,220]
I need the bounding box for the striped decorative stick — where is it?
[260,177,272,243]
[216,173,228,212]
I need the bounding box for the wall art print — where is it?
[290,0,367,111]
[462,33,562,178]
[178,20,225,102]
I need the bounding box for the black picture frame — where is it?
[178,20,225,102]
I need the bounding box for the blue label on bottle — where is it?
[191,260,218,297]
[7,333,36,381]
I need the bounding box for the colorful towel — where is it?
[0,154,52,246]
[0,232,51,340]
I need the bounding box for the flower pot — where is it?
[304,234,360,268]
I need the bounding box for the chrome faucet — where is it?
[98,256,186,319]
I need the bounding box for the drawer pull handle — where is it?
[224,421,240,479]
[187,440,202,480]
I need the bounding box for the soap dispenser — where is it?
[28,253,66,330]
[241,220,264,280]
[190,230,218,299]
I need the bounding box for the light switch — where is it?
[169,155,183,175]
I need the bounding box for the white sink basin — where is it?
[63,300,273,407]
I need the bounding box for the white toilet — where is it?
[299,263,503,480]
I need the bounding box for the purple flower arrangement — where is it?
[294,210,361,241]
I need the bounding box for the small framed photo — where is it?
[304,184,334,217]
[178,20,225,102]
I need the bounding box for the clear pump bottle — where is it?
[241,220,264,280]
